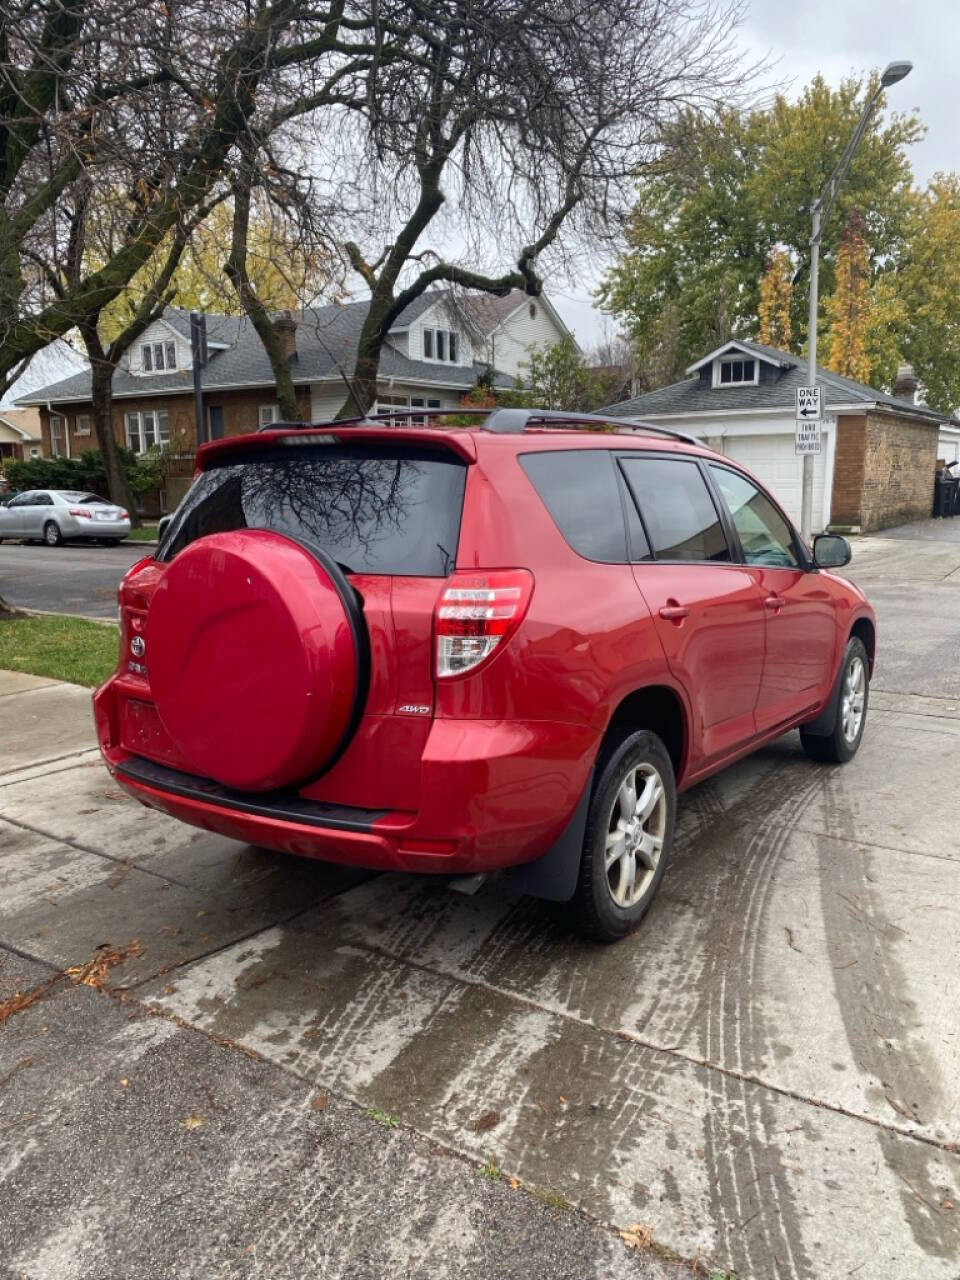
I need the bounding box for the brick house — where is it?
[604,339,954,533]
[17,290,572,511]
[0,408,44,465]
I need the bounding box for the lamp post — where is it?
[800,60,912,543]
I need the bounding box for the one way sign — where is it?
[796,386,822,420]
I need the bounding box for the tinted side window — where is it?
[519,450,641,562]
[708,466,799,568]
[621,457,730,562]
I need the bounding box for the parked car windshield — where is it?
[159,443,467,576]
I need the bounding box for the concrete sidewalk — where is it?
[3,520,960,1279]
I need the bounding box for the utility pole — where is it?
[800,60,912,543]
[190,311,209,447]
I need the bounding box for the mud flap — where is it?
[504,773,593,903]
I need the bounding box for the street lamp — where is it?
[800,60,913,542]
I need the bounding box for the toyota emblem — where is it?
[130,635,146,658]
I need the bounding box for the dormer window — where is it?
[142,340,178,372]
[423,327,459,363]
[715,357,757,387]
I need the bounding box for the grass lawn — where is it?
[0,613,119,687]
[125,524,159,542]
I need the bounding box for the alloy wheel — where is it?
[840,654,866,742]
[604,763,667,908]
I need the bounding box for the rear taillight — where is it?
[435,569,533,678]
[69,507,93,518]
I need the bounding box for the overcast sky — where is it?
[553,0,958,349]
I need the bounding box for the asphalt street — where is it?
[1,520,959,1278]
[0,540,148,618]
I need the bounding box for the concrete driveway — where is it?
[2,521,959,1279]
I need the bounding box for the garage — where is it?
[721,431,828,529]
[605,339,947,534]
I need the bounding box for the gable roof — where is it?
[460,289,579,349]
[16,294,515,406]
[605,339,951,426]
[0,410,41,439]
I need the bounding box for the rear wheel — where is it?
[570,730,675,943]
[800,636,869,764]
[43,521,62,547]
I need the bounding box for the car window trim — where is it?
[703,461,812,571]
[615,451,735,568]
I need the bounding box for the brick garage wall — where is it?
[831,410,940,531]
[830,414,867,527]
[860,411,939,531]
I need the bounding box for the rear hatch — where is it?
[117,436,469,808]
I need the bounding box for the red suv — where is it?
[94,409,875,941]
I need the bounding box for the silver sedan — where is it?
[0,489,131,545]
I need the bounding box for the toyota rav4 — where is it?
[94,408,875,942]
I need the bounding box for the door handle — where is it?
[659,604,690,621]
[764,595,786,610]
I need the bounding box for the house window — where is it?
[50,414,66,457]
[125,409,171,454]
[141,341,178,372]
[716,358,757,386]
[259,405,281,427]
[75,413,91,437]
[422,327,459,363]
[377,394,442,424]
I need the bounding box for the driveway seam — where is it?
[335,934,959,1156]
[0,749,101,785]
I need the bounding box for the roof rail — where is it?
[481,407,701,446]
[254,406,700,447]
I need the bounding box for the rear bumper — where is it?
[62,516,130,538]
[95,676,598,875]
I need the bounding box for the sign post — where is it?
[795,385,822,456]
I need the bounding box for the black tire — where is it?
[569,729,676,943]
[42,520,62,547]
[800,636,869,764]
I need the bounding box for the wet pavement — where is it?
[0,541,148,618]
[1,521,959,1278]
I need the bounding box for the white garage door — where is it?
[721,433,827,531]
[939,431,960,465]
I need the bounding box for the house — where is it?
[17,290,547,507]
[461,289,579,378]
[604,339,953,533]
[0,408,43,465]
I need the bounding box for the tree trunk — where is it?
[88,350,139,525]
[334,293,394,419]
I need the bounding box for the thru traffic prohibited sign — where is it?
[795,419,822,454]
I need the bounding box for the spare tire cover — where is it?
[147,529,361,792]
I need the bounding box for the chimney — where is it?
[275,310,298,361]
[892,362,918,404]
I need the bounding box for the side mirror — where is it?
[813,533,852,569]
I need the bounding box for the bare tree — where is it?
[305,0,755,416]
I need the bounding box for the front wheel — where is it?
[800,636,869,764]
[569,730,676,943]
[43,521,63,547]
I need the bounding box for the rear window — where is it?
[519,449,644,562]
[158,443,466,576]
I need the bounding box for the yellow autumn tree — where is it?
[823,210,873,383]
[757,249,793,349]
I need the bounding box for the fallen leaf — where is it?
[65,941,144,989]
[941,1198,954,1211]
[311,1092,329,1112]
[183,1113,205,1130]
[509,1176,520,1190]
[120,1078,129,1087]
[471,1110,501,1133]
[619,1223,653,1250]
